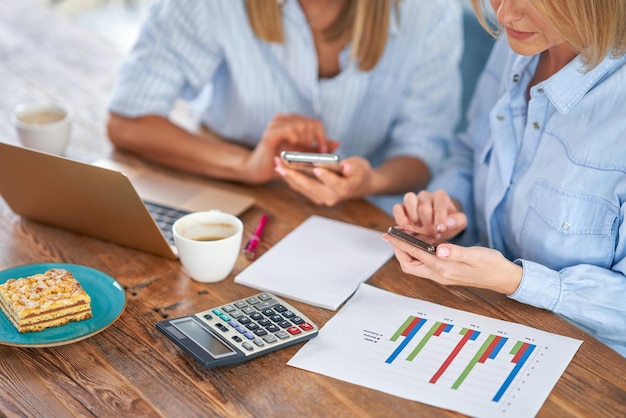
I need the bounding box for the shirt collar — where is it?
[512,52,626,114]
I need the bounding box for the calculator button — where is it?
[262,334,278,344]
[262,309,275,316]
[242,306,256,315]
[245,323,260,331]
[238,317,252,325]
[246,296,260,305]
[244,332,255,340]
[291,316,304,325]
[258,318,271,327]
[255,299,279,310]
[253,329,268,337]
[270,315,283,322]
[266,324,279,332]
[286,326,301,335]
[232,336,242,343]
[221,304,235,313]
[282,310,295,318]
[236,326,246,334]
[258,293,272,301]
[275,330,290,339]
[249,312,263,321]
[300,322,314,331]
[202,313,213,320]
[219,314,231,322]
[242,342,254,351]
[234,301,248,309]
[253,339,265,347]
[277,321,291,329]
[229,310,244,319]
[212,308,224,316]
[216,323,228,332]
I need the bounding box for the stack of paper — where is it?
[234,215,394,310]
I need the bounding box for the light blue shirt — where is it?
[430,37,626,356]
[108,0,462,185]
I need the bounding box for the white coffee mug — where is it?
[11,102,73,155]
[173,210,244,283]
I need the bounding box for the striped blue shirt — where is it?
[108,0,462,176]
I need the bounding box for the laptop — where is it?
[0,142,255,259]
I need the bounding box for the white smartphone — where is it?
[279,151,342,174]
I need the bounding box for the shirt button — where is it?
[561,222,571,231]
[537,87,544,94]
[533,122,540,130]
[512,74,520,82]
[497,113,505,121]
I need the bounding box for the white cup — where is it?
[11,102,73,155]
[173,210,244,283]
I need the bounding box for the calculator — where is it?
[156,292,319,369]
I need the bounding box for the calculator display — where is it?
[172,318,236,358]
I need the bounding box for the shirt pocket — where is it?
[520,179,618,270]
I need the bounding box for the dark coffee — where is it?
[193,235,228,242]
[189,222,236,241]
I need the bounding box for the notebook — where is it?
[0,142,255,259]
[234,215,394,310]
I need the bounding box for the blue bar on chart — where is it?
[493,341,536,402]
[385,316,427,364]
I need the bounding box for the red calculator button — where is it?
[299,322,314,331]
[287,326,301,335]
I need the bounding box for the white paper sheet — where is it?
[288,284,582,417]
[234,216,394,310]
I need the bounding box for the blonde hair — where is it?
[245,0,397,71]
[471,0,626,70]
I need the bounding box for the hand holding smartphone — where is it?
[387,226,441,253]
[279,151,342,175]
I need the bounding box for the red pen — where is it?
[243,213,268,260]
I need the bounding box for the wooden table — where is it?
[1,1,625,417]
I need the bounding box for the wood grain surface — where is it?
[0,1,625,417]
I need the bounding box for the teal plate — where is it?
[0,263,126,347]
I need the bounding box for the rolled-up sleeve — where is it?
[109,0,225,117]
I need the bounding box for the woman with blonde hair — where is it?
[107,0,462,210]
[385,0,626,356]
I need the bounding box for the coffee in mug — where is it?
[11,102,73,155]
[173,210,243,283]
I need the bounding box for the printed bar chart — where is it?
[287,284,582,418]
[385,315,537,402]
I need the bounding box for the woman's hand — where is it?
[382,233,523,295]
[274,155,374,206]
[244,113,339,183]
[393,190,467,239]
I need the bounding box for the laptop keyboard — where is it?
[144,200,190,246]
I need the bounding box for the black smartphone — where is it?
[280,151,342,174]
[387,226,440,253]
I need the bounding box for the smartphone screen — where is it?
[387,227,440,253]
[280,151,342,174]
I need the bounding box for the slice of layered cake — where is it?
[0,268,92,333]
